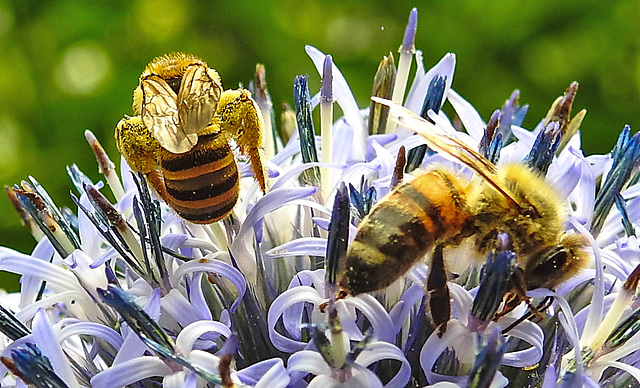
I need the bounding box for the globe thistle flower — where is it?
[1,7,640,388]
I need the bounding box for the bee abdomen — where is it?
[339,170,470,295]
[159,132,240,224]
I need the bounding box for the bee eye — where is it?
[525,248,567,290]
[523,205,540,219]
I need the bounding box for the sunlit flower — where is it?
[2,7,640,388]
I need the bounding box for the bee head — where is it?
[523,233,589,290]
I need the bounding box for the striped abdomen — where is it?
[159,131,239,224]
[339,170,471,295]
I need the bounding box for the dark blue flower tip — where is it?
[2,343,69,388]
[321,55,333,103]
[390,146,406,189]
[131,172,167,285]
[524,121,562,175]
[293,75,321,185]
[498,89,528,141]
[98,285,176,352]
[401,8,418,54]
[405,76,447,172]
[326,183,350,289]
[369,53,396,135]
[470,247,516,326]
[467,329,506,388]
[0,304,30,341]
[348,180,377,220]
[614,190,635,237]
[66,164,94,196]
[479,109,503,164]
[592,128,640,236]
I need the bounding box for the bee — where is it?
[115,53,267,224]
[337,97,589,334]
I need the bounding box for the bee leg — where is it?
[114,116,162,174]
[217,89,268,194]
[426,244,451,337]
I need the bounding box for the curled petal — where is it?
[90,356,172,388]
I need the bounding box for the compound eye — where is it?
[526,248,568,290]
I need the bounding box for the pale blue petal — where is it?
[446,88,485,141]
[342,294,395,343]
[0,248,80,291]
[161,289,205,328]
[57,320,123,351]
[175,320,231,356]
[355,340,411,387]
[170,254,246,313]
[32,309,80,388]
[188,272,212,321]
[237,358,289,387]
[90,356,172,388]
[20,239,54,307]
[265,237,327,259]
[268,286,324,352]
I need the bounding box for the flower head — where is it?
[1,7,640,388]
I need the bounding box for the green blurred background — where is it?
[0,0,638,290]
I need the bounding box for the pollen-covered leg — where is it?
[114,115,162,174]
[216,89,268,193]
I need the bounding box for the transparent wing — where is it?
[141,75,197,154]
[176,64,222,139]
[373,96,522,209]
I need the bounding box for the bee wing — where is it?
[373,97,522,209]
[176,64,222,138]
[141,75,198,153]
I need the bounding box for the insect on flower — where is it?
[115,52,267,224]
[337,97,590,335]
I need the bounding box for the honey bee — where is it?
[338,97,589,334]
[115,53,267,224]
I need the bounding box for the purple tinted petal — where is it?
[113,329,146,364]
[57,320,123,351]
[405,53,456,123]
[496,319,543,367]
[286,350,331,379]
[270,162,339,192]
[161,289,203,327]
[389,285,423,331]
[175,320,231,356]
[265,237,327,259]
[32,309,80,388]
[343,295,395,343]
[268,286,324,352]
[446,87,485,141]
[20,239,54,307]
[170,254,246,313]
[0,248,79,291]
[188,273,212,321]
[237,358,289,387]
[252,358,290,388]
[332,117,356,165]
[355,341,411,387]
[90,356,172,388]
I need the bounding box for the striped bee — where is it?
[337,98,588,334]
[115,53,267,224]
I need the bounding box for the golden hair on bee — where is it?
[115,52,267,224]
[336,97,589,334]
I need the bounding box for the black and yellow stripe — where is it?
[339,170,471,295]
[158,131,240,224]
